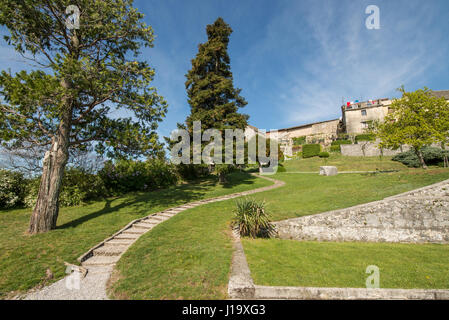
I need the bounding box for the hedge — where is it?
[302,144,321,158]
[331,140,351,146]
[355,134,375,143]
[330,145,341,153]
[319,151,330,158]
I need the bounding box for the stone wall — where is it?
[274,179,449,243]
[340,141,409,157]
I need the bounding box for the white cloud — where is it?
[254,0,449,127]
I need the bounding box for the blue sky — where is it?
[1,0,449,140]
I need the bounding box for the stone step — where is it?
[106,239,135,245]
[147,215,168,221]
[81,255,120,267]
[158,212,176,217]
[122,227,147,235]
[93,245,128,256]
[133,222,156,229]
[114,233,140,240]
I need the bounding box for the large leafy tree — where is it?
[375,87,449,168]
[0,0,167,233]
[183,17,248,182]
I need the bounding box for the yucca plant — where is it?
[231,198,275,238]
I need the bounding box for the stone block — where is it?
[319,166,338,176]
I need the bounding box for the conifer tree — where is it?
[183,18,248,182]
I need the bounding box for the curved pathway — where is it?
[23,173,284,300]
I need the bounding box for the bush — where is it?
[331,140,351,146]
[392,147,449,168]
[99,159,179,194]
[292,136,306,146]
[355,134,375,143]
[330,145,341,153]
[302,144,321,158]
[0,169,27,209]
[231,198,275,238]
[25,168,108,208]
[319,152,330,158]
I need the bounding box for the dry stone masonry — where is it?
[274,178,449,243]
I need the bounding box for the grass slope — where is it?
[284,154,407,172]
[0,172,269,298]
[242,239,449,289]
[109,158,449,299]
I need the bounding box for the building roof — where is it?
[267,118,340,133]
[430,90,449,100]
[247,124,259,131]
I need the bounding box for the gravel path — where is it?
[22,173,284,300]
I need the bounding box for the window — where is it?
[361,109,367,116]
[361,122,369,129]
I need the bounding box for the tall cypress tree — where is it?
[184,17,248,181]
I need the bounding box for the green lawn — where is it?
[108,200,239,299]
[284,154,407,172]
[0,172,270,299]
[3,156,449,299]
[253,169,449,221]
[108,157,449,299]
[242,239,449,289]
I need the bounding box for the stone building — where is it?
[265,119,340,156]
[247,90,449,157]
[341,98,391,135]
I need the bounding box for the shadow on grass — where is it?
[57,172,258,229]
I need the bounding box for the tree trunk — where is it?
[29,78,72,234]
[414,147,428,169]
[28,143,69,233]
[218,172,227,184]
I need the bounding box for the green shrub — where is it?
[231,198,275,238]
[331,140,351,146]
[99,159,179,194]
[302,144,321,158]
[319,152,330,158]
[25,168,108,208]
[330,145,341,153]
[0,169,27,209]
[392,147,449,168]
[355,134,375,143]
[292,136,306,146]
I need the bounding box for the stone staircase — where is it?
[78,174,285,268]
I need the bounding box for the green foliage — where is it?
[184,17,248,133]
[25,168,108,208]
[231,198,275,238]
[292,136,306,146]
[173,17,248,180]
[331,140,351,146]
[99,159,179,194]
[392,147,449,168]
[0,169,27,208]
[175,163,209,180]
[355,134,375,143]
[330,145,341,153]
[375,87,449,167]
[302,144,321,158]
[318,152,330,158]
[0,0,167,159]
[246,135,284,166]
